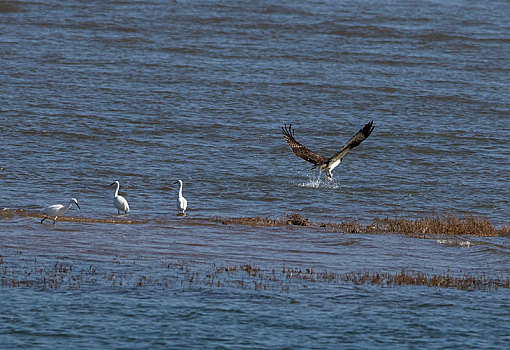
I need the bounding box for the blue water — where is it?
[1,0,510,348]
[2,285,510,349]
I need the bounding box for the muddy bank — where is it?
[3,208,508,237]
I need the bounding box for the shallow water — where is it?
[1,0,510,348]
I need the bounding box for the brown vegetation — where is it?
[365,215,509,237]
[3,255,507,292]
[341,270,510,291]
[219,213,509,237]
[220,213,311,227]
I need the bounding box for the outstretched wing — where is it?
[282,124,328,166]
[328,121,374,163]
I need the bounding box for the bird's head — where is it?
[71,198,81,209]
[109,181,120,187]
[173,180,183,185]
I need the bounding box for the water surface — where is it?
[1,0,509,348]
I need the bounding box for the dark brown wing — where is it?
[328,121,374,163]
[282,124,328,166]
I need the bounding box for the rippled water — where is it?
[1,0,510,348]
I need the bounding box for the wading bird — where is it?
[109,181,130,214]
[41,198,80,224]
[282,121,374,181]
[173,180,187,215]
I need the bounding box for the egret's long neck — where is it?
[65,201,74,211]
[178,182,183,198]
[114,182,120,197]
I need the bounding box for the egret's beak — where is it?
[109,183,116,187]
[173,181,179,184]
[76,203,81,210]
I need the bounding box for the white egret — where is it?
[109,181,130,214]
[173,180,187,215]
[41,198,80,224]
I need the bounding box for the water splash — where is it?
[436,239,472,247]
[297,173,340,189]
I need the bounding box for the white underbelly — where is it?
[328,159,341,171]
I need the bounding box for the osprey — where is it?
[282,121,374,181]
